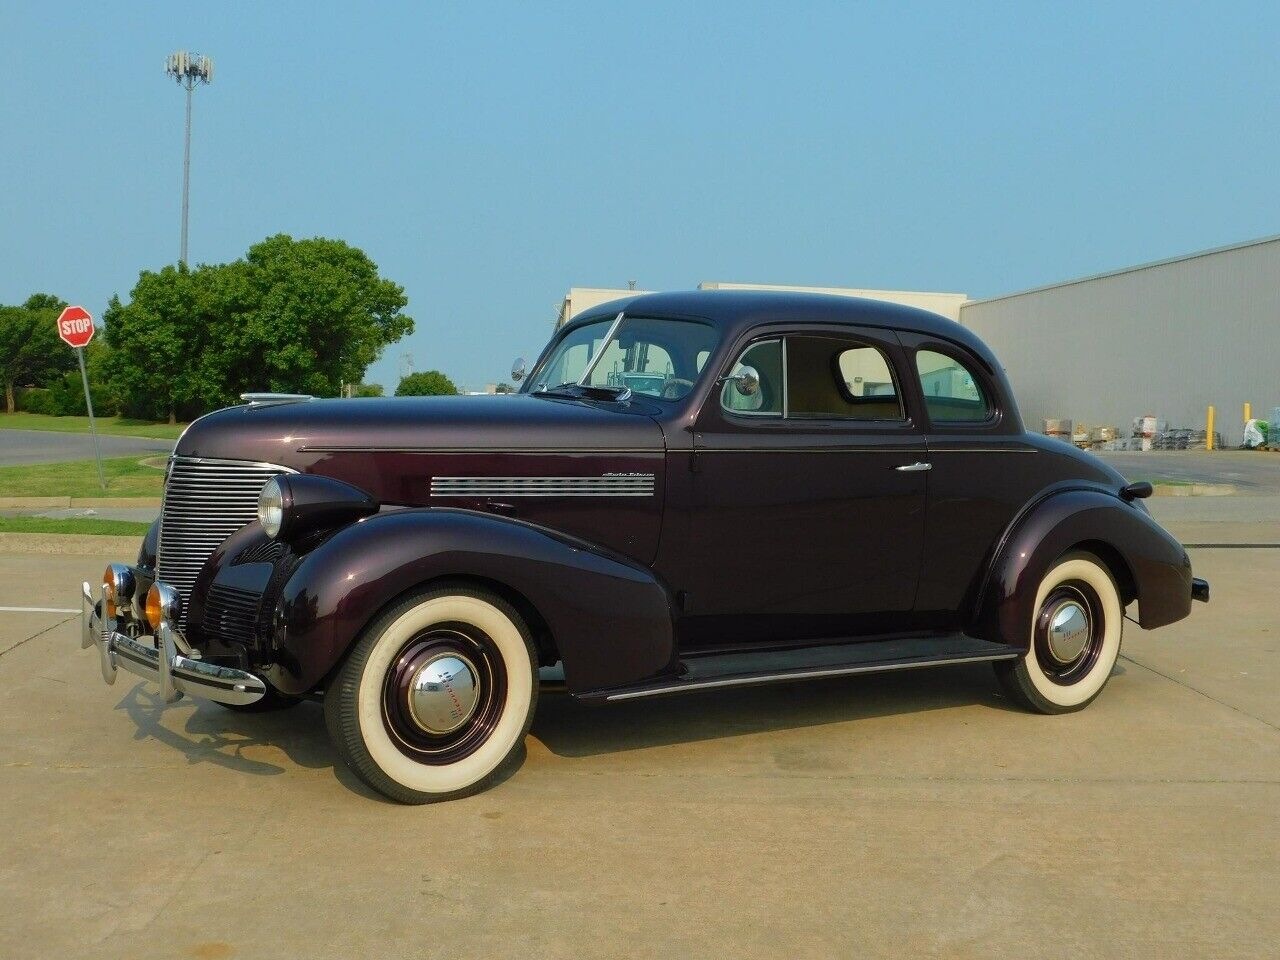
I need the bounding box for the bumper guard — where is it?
[81,579,267,706]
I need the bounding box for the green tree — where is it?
[396,371,458,396]
[214,235,413,399]
[0,293,74,412]
[104,235,413,421]
[103,265,218,422]
[353,382,384,397]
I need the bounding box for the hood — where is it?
[174,394,665,468]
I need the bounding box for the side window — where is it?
[915,349,991,422]
[786,336,904,420]
[721,339,783,416]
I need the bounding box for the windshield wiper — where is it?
[532,311,634,402]
[535,382,632,402]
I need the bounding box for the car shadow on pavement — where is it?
[110,661,1124,798]
[113,682,523,802]
[531,661,1028,759]
[114,684,384,800]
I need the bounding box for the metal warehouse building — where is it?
[959,235,1280,446]
[560,234,1280,445]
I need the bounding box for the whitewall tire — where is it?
[995,551,1123,714]
[325,584,538,804]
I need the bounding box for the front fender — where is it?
[265,508,676,697]
[973,490,1192,648]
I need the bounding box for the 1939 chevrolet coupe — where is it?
[80,291,1208,803]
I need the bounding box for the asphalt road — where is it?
[0,428,173,466]
[0,520,1275,958]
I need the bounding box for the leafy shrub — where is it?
[15,387,57,415]
[395,371,458,396]
[47,371,120,416]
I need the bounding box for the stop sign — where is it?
[56,306,95,349]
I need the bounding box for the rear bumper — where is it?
[80,580,267,706]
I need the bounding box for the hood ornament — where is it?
[240,393,315,407]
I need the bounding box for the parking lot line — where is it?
[0,606,79,613]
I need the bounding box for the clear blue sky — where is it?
[3,2,1278,391]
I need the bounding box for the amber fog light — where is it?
[145,582,180,629]
[102,564,135,619]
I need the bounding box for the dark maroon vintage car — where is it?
[81,291,1208,803]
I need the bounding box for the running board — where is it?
[581,635,1021,702]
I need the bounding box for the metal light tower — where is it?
[164,51,214,266]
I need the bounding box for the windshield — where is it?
[525,315,720,401]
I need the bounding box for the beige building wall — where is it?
[556,287,653,327]
[959,235,1280,444]
[699,281,969,322]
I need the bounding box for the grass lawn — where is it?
[0,412,186,440]
[0,457,164,499]
[0,516,152,536]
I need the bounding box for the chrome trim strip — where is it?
[165,455,302,471]
[602,652,1021,701]
[431,475,655,498]
[924,448,1039,454]
[299,446,662,454]
[781,337,789,419]
[694,447,926,454]
[693,447,1037,454]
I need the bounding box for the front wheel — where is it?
[994,551,1124,714]
[324,584,538,804]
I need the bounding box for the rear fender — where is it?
[265,508,676,697]
[973,489,1192,647]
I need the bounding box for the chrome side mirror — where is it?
[722,366,760,398]
[511,357,527,383]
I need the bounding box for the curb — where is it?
[0,532,142,555]
[1150,483,1237,497]
[0,497,161,508]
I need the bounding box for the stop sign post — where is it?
[56,306,106,490]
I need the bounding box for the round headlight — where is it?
[258,477,285,538]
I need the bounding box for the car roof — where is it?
[565,289,997,368]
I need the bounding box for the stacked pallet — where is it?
[1042,418,1072,442]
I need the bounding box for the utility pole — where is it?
[164,51,214,266]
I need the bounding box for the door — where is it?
[681,327,928,649]
[898,332,1054,624]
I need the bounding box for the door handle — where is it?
[895,462,932,472]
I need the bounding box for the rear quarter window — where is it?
[915,349,991,423]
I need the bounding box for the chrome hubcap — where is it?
[1046,600,1090,664]
[407,653,480,735]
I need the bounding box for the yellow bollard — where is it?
[1207,405,1215,450]
[1244,402,1251,423]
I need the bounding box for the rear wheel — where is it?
[324,584,538,804]
[994,551,1123,714]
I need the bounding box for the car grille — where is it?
[156,456,292,629]
[202,583,263,648]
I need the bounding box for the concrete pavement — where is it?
[0,535,1276,959]
[0,428,172,466]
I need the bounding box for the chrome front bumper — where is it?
[80,580,267,706]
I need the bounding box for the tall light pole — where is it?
[164,51,213,266]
